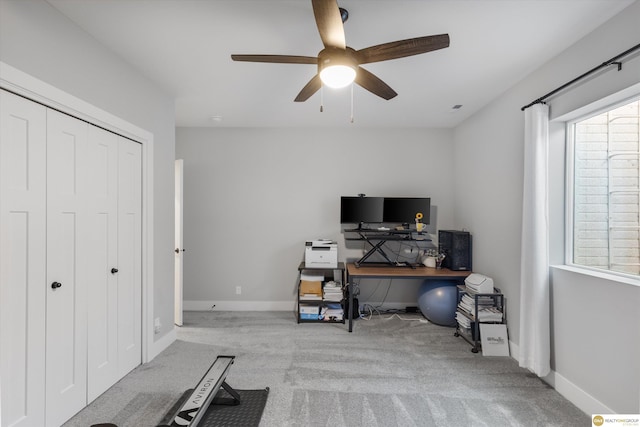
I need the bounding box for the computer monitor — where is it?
[382,197,431,224]
[340,196,384,225]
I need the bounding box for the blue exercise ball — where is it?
[417,280,458,326]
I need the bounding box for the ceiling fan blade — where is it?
[356,34,450,64]
[354,67,397,100]
[312,0,346,49]
[294,74,322,102]
[231,54,317,65]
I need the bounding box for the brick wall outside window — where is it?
[573,99,640,275]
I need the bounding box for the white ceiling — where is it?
[47,0,635,128]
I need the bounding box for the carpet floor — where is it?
[63,311,588,427]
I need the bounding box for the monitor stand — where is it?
[354,235,415,269]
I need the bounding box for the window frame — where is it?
[564,94,640,280]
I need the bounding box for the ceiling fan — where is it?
[231,0,450,102]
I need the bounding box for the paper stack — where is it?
[458,293,475,314]
[320,303,343,321]
[455,311,471,329]
[457,294,503,322]
[323,281,343,302]
[477,306,503,322]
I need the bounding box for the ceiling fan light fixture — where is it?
[320,64,356,88]
[318,47,357,89]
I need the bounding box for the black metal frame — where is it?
[345,228,431,268]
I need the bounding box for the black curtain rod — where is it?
[521,42,640,111]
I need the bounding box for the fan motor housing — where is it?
[317,47,358,74]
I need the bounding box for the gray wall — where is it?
[175,127,454,309]
[0,0,176,342]
[453,0,640,413]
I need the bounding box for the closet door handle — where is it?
[51,281,62,289]
[111,268,119,274]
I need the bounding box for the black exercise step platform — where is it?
[91,354,269,427]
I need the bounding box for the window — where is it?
[569,97,640,276]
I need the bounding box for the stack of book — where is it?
[457,293,503,322]
[323,281,343,302]
[320,303,343,321]
[476,306,503,322]
[455,311,471,329]
[458,293,476,314]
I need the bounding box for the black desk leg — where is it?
[348,282,353,332]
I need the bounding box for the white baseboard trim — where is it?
[544,370,613,415]
[147,327,176,361]
[184,300,296,311]
[508,340,611,415]
[183,300,423,313]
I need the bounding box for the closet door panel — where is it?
[87,126,119,403]
[0,90,47,427]
[117,137,142,376]
[45,109,89,427]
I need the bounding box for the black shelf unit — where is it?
[454,286,505,353]
[296,262,346,324]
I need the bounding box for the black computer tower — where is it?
[438,230,472,271]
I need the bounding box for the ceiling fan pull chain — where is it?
[350,83,354,123]
[320,85,324,112]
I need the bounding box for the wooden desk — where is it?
[346,263,472,332]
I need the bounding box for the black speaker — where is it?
[438,230,472,271]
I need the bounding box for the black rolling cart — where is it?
[296,262,346,324]
[454,287,505,353]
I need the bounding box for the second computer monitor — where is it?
[382,197,431,224]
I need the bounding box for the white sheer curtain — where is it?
[519,103,551,377]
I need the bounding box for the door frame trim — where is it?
[0,61,160,364]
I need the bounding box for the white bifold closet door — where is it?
[45,109,90,427]
[86,125,120,402]
[85,125,142,402]
[0,89,142,427]
[115,135,142,379]
[0,88,48,427]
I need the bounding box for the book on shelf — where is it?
[323,280,343,301]
[456,311,471,328]
[458,294,501,315]
[320,303,343,321]
[477,307,503,322]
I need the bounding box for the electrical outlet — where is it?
[236,286,242,295]
[154,317,161,334]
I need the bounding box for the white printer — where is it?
[305,240,338,268]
